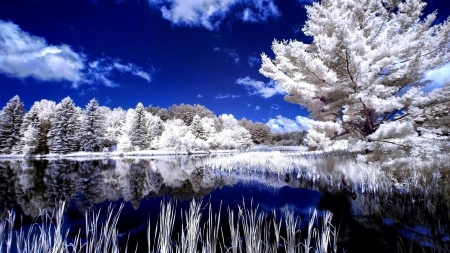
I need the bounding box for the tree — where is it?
[130,103,150,150]
[16,99,56,155]
[241,120,272,145]
[47,97,81,154]
[190,114,207,140]
[104,107,126,150]
[169,104,216,125]
[0,95,25,154]
[80,98,105,152]
[260,0,450,162]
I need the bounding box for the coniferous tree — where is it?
[130,102,149,150]
[190,114,207,140]
[16,105,43,154]
[80,98,105,152]
[16,100,56,155]
[0,95,25,154]
[47,97,81,154]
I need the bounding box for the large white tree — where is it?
[260,0,450,164]
[0,95,25,154]
[16,99,56,155]
[79,98,105,152]
[47,97,81,154]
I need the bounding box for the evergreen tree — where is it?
[0,95,25,154]
[130,102,149,150]
[190,114,207,140]
[16,100,56,155]
[80,98,105,152]
[16,105,45,155]
[47,97,81,154]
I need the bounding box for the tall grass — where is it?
[0,200,337,253]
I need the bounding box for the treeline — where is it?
[0,95,306,155]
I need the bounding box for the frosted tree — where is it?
[79,98,105,152]
[130,102,150,150]
[153,119,189,151]
[210,114,253,149]
[117,108,135,152]
[47,97,81,154]
[147,113,164,146]
[190,114,207,140]
[260,0,450,163]
[168,103,216,125]
[239,120,272,144]
[16,99,56,154]
[16,104,43,155]
[104,107,126,150]
[0,95,25,154]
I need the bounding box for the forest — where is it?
[0,95,306,155]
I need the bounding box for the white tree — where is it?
[79,98,105,152]
[130,103,150,150]
[211,114,253,150]
[260,0,450,163]
[104,107,126,151]
[153,119,190,151]
[190,114,207,140]
[147,113,164,146]
[16,103,43,155]
[117,108,136,152]
[0,95,25,154]
[16,99,56,154]
[47,97,81,154]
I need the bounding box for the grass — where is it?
[0,200,337,253]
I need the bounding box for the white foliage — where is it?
[259,0,450,163]
[218,114,238,129]
[211,125,253,150]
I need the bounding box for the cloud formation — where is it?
[149,0,280,30]
[266,115,312,133]
[236,76,285,98]
[255,105,260,110]
[224,48,240,64]
[0,20,84,84]
[248,55,260,68]
[215,93,240,99]
[0,20,152,88]
[424,62,450,91]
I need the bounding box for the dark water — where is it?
[0,156,448,253]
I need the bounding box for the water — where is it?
[0,156,448,252]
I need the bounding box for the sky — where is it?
[0,0,449,132]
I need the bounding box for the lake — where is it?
[0,155,448,253]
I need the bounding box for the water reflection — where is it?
[0,157,448,252]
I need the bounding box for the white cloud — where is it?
[246,103,251,107]
[236,76,285,98]
[424,63,450,91]
[240,0,280,23]
[271,104,281,110]
[149,0,280,30]
[198,94,203,98]
[248,55,260,68]
[0,20,84,85]
[255,105,260,110]
[266,115,312,133]
[213,46,220,52]
[0,20,152,88]
[215,93,240,99]
[224,48,240,64]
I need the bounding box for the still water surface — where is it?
[0,156,448,252]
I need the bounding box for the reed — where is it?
[0,200,337,253]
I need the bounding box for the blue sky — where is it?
[0,0,449,127]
